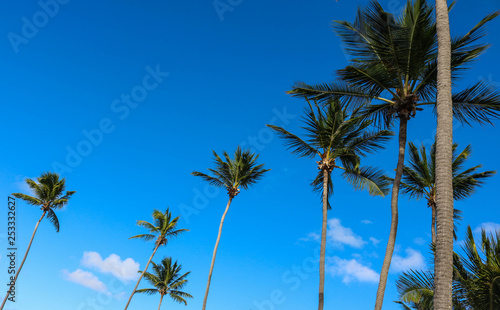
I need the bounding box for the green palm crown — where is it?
[136,257,193,306]
[268,99,393,201]
[192,146,270,198]
[12,172,76,232]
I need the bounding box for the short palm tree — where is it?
[1,172,75,310]
[192,146,270,310]
[396,226,500,310]
[287,1,500,308]
[267,99,392,310]
[454,227,500,309]
[124,209,187,310]
[400,142,495,244]
[135,257,192,310]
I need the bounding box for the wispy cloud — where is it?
[361,220,373,225]
[326,256,379,284]
[114,291,127,300]
[369,237,381,246]
[63,269,108,293]
[299,219,367,249]
[473,222,500,235]
[14,176,35,194]
[414,237,426,245]
[391,248,426,272]
[299,232,320,242]
[81,251,140,282]
[327,218,366,249]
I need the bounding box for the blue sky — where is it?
[0,0,499,309]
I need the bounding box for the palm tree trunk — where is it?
[158,294,164,310]
[124,242,161,310]
[374,116,408,310]
[202,196,233,310]
[434,0,454,309]
[431,202,437,245]
[1,210,46,310]
[318,168,329,310]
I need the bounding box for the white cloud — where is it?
[391,248,426,272]
[474,222,500,235]
[326,256,379,284]
[14,177,34,194]
[63,269,108,293]
[414,237,426,245]
[361,220,373,225]
[81,252,140,282]
[369,237,381,246]
[113,292,127,300]
[327,218,366,249]
[299,232,320,242]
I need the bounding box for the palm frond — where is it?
[396,269,435,309]
[341,165,391,197]
[129,234,156,241]
[452,81,500,126]
[135,288,159,295]
[311,169,334,210]
[288,81,383,109]
[11,193,42,206]
[46,208,60,232]
[267,124,318,158]
[136,220,158,234]
[191,171,225,188]
[344,129,394,157]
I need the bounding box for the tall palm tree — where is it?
[400,142,495,243]
[135,257,193,310]
[434,0,454,308]
[287,1,499,308]
[192,146,270,310]
[1,172,75,310]
[267,99,392,310]
[396,226,500,309]
[124,209,187,310]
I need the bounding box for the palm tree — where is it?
[396,269,435,310]
[396,226,500,309]
[267,99,392,310]
[454,227,500,309]
[286,1,499,308]
[135,257,193,310]
[434,0,455,308]
[400,142,495,244]
[124,209,187,310]
[193,146,269,310]
[1,172,75,310]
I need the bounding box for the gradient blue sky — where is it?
[0,1,499,309]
